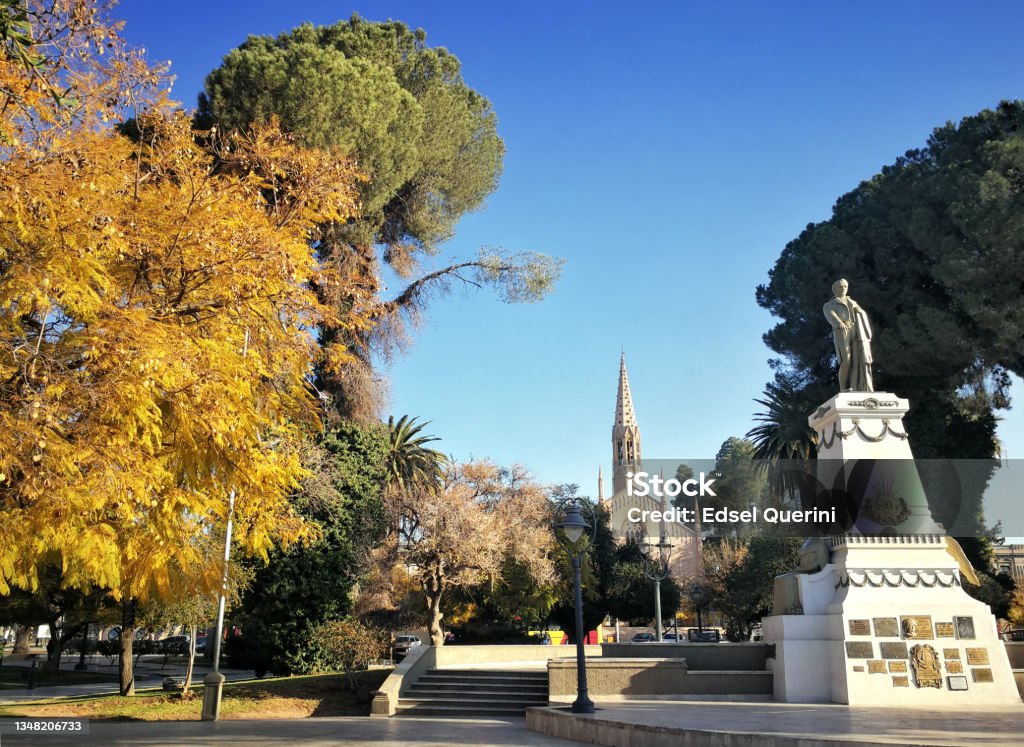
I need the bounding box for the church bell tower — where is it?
[612,352,642,495]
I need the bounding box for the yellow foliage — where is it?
[0,2,365,600]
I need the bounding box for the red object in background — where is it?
[584,630,599,644]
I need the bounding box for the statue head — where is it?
[831,278,849,298]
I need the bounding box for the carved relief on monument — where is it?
[910,644,942,689]
[901,615,933,640]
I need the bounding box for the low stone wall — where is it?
[1004,641,1024,669]
[549,657,772,697]
[370,644,434,717]
[434,643,601,667]
[601,642,768,671]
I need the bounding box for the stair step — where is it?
[428,668,545,677]
[396,702,538,717]
[408,683,547,694]
[402,692,548,703]
[419,674,546,683]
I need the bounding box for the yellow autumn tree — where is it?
[0,0,365,632]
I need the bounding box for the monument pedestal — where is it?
[764,393,1020,706]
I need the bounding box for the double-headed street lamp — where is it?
[640,534,673,642]
[553,496,597,714]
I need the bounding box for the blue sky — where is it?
[115,1,1024,501]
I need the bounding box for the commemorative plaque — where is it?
[943,648,960,660]
[845,641,873,659]
[852,665,864,672]
[971,668,993,683]
[873,617,899,637]
[900,615,933,639]
[945,661,963,674]
[892,676,909,687]
[880,642,909,659]
[965,648,989,666]
[948,676,969,691]
[954,616,975,640]
[849,619,871,636]
[888,661,907,673]
[934,622,955,638]
[910,644,942,689]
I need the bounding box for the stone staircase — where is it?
[396,668,549,717]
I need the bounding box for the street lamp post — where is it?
[640,535,673,642]
[553,496,597,715]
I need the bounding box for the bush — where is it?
[224,634,271,678]
[449,621,534,644]
[312,619,388,689]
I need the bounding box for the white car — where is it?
[393,635,422,654]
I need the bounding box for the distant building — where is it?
[992,543,1024,583]
[599,353,704,583]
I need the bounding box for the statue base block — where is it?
[764,535,1020,705]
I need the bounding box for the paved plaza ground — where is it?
[0,716,577,746]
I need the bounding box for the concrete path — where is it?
[0,716,580,746]
[529,700,1024,747]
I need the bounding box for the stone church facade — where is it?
[598,353,704,584]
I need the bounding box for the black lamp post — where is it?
[640,534,673,641]
[554,496,596,714]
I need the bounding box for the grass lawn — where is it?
[0,665,119,689]
[0,669,391,720]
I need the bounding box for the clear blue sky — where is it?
[115,1,1024,502]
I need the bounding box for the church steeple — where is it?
[612,352,642,495]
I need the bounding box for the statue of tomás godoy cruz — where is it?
[823,278,873,393]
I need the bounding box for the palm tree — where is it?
[384,415,447,495]
[746,379,819,507]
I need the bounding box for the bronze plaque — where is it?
[845,641,873,659]
[901,615,933,639]
[888,661,907,673]
[934,622,955,638]
[849,619,871,636]
[943,648,960,660]
[873,617,899,637]
[954,616,975,640]
[946,661,963,674]
[892,676,909,687]
[966,648,989,666]
[867,660,886,674]
[852,665,864,672]
[910,644,942,689]
[880,642,909,659]
[971,668,993,683]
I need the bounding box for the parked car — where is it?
[194,633,208,654]
[687,628,722,643]
[662,632,680,642]
[630,632,656,643]
[393,635,422,654]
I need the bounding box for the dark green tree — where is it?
[236,421,388,675]
[199,15,560,419]
[756,101,1024,569]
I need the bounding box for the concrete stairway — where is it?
[397,668,549,717]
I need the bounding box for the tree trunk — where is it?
[182,622,196,696]
[425,571,445,647]
[43,620,86,672]
[13,625,33,654]
[118,599,136,696]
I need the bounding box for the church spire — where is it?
[612,352,642,495]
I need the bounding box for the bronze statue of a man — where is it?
[823,278,873,392]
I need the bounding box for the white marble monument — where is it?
[762,392,1020,705]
